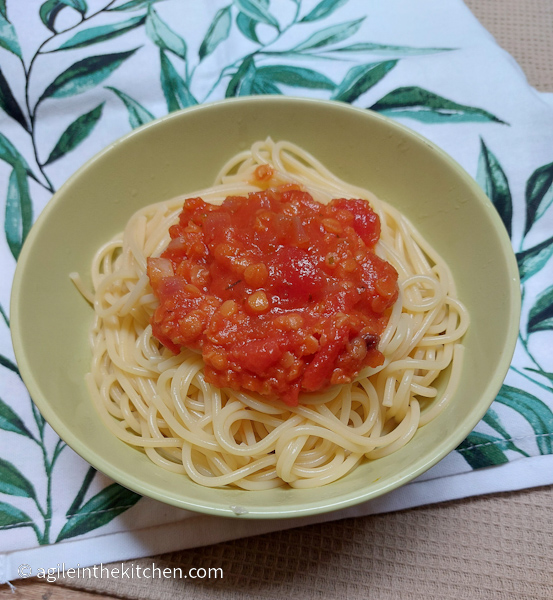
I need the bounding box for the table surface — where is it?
[3,1,553,599]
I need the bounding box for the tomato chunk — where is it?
[147,182,398,405]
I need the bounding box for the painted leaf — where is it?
[44,102,104,165]
[0,133,34,179]
[332,60,396,104]
[109,0,165,10]
[40,0,87,32]
[67,466,96,516]
[482,409,529,456]
[516,233,553,282]
[234,0,279,30]
[495,384,553,455]
[146,6,186,59]
[225,55,256,97]
[0,396,34,438]
[526,368,553,384]
[293,18,364,52]
[300,0,349,22]
[0,353,19,376]
[0,68,29,132]
[39,49,139,102]
[524,162,553,236]
[0,11,22,58]
[476,138,512,238]
[371,87,506,124]
[0,0,6,19]
[0,501,34,530]
[31,402,45,432]
[56,483,141,541]
[333,42,453,56]
[456,432,509,469]
[527,284,553,334]
[159,50,197,111]
[256,65,334,90]
[199,5,232,61]
[0,303,8,326]
[5,167,32,260]
[251,74,281,95]
[236,11,261,43]
[0,457,37,498]
[106,86,154,128]
[55,15,145,51]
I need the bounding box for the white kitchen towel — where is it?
[1,0,553,584]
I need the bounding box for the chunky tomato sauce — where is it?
[147,170,398,406]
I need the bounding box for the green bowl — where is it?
[11,97,520,518]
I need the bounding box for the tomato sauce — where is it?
[147,170,398,406]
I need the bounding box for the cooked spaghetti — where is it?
[75,139,469,490]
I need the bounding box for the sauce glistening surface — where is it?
[147,171,398,405]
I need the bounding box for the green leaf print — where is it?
[40,0,87,33]
[0,68,29,132]
[482,409,529,456]
[38,48,139,103]
[527,284,553,334]
[159,50,197,111]
[0,501,35,530]
[0,133,36,181]
[332,42,453,56]
[45,102,105,165]
[56,483,141,542]
[256,65,335,90]
[236,11,262,44]
[292,18,365,52]
[0,396,35,439]
[476,138,512,238]
[5,167,32,260]
[457,432,510,468]
[199,5,232,61]
[251,74,281,95]
[146,6,186,60]
[371,87,506,124]
[0,10,22,58]
[495,384,553,455]
[54,15,146,51]
[0,457,37,498]
[234,0,279,31]
[516,234,553,282]
[0,353,19,376]
[109,0,165,11]
[66,466,96,516]
[524,162,553,236]
[332,60,396,103]
[226,55,256,97]
[300,0,349,23]
[526,368,553,384]
[106,86,155,128]
[0,0,6,19]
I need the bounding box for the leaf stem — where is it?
[0,303,9,327]
[21,0,119,195]
[510,365,553,393]
[201,2,303,103]
[518,330,545,374]
[200,61,241,103]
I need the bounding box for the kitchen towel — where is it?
[1,0,552,583]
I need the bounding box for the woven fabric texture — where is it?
[56,486,553,600]
[55,1,553,598]
[465,0,553,91]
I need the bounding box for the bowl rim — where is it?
[10,96,521,518]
